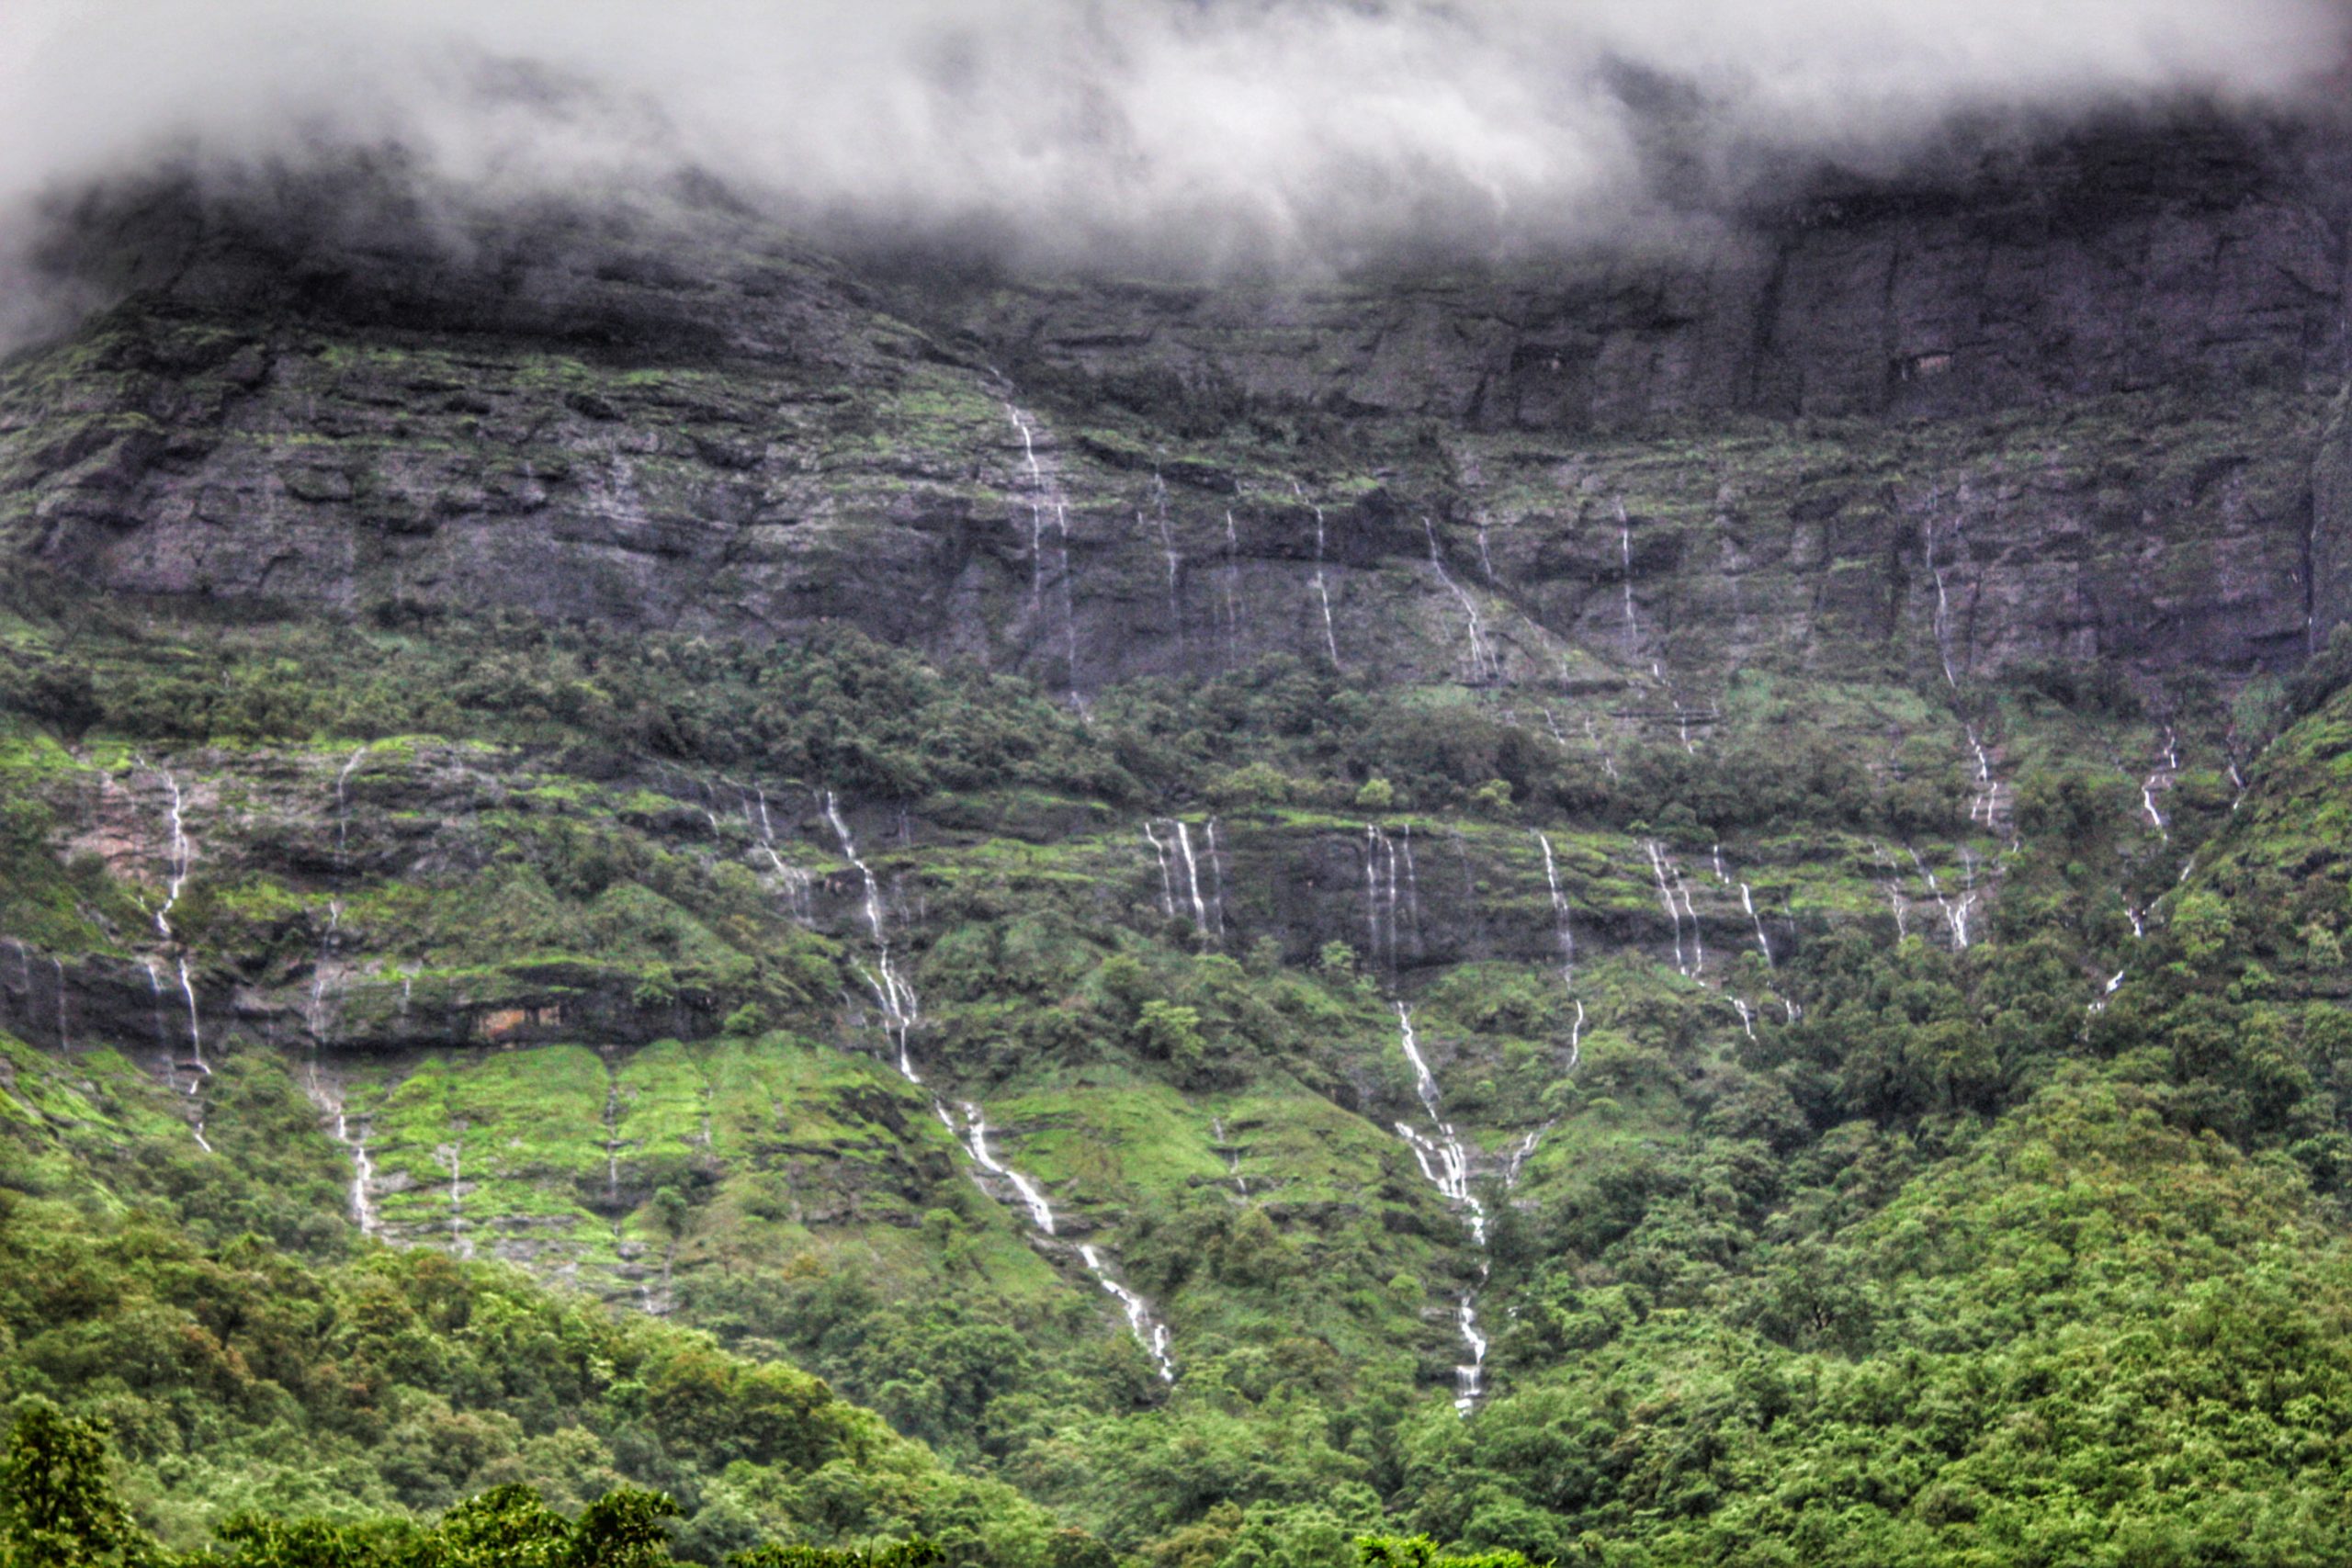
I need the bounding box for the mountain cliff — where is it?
[4,103,2352,1567]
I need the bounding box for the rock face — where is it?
[2318,386,2352,643]
[944,114,2352,429]
[1,110,2347,701]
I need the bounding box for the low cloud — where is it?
[1,0,2346,298]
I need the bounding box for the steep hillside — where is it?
[1,106,2351,1566]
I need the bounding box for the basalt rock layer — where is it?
[1,112,2346,705]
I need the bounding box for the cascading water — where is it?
[1453,1294,1488,1415]
[1739,882,1773,967]
[1422,517,1499,683]
[956,1103,1057,1235]
[1000,397,1082,703]
[1534,831,1577,987]
[1144,818,1218,942]
[1582,716,1623,783]
[950,1099,1175,1377]
[141,762,208,1088]
[1869,840,1910,939]
[1150,474,1185,658]
[1905,847,1972,949]
[1294,480,1341,666]
[1008,402,1048,609]
[1616,498,1640,660]
[310,1073,381,1237]
[1965,724,2003,829]
[828,787,1175,1377]
[1144,821,1179,920]
[1397,827,1425,952]
[1388,1004,1491,1411]
[1925,513,1959,689]
[2141,727,2179,839]
[822,791,922,1083]
[1080,1244,1177,1382]
[1645,841,1690,975]
[1211,1116,1247,1195]
[1363,826,1402,972]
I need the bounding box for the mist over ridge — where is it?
[3,0,2347,299]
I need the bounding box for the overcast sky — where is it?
[1,0,2346,276]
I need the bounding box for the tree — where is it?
[728,1541,943,1568]
[570,1491,681,1568]
[0,1401,144,1568]
[1355,1535,1543,1568]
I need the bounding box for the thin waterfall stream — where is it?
[1389,1002,1490,1413]
[826,789,1174,1379]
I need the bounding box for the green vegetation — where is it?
[0,582,2347,1567]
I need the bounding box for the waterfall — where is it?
[1294,481,1341,665]
[143,959,171,1073]
[1583,716,1622,783]
[1001,397,1082,702]
[1616,498,1640,660]
[1906,848,1971,950]
[2090,968,2128,1014]
[1503,1123,1553,1189]
[1567,999,1585,1069]
[954,1097,1178,1380]
[1363,826,1402,971]
[1151,475,1184,657]
[1144,821,1179,920]
[822,792,922,1083]
[1869,841,1910,939]
[1533,831,1577,987]
[51,956,66,1051]
[1739,882,1773,967]
[137,762,208,1081]
[1144,819,1218,942]
[311,1074,382,1237]
[444,1135,473,1259]
[175,957,205,1075]
[334,746,367,860]
[1397,827,1425,953]
[818,792,1174,1379]
[1677,863,1704,972]
[1211,1116,1247,1195]
[1453,1294,1488,1416]
[1392,1005,1482,1237]
[2141,727,2179,839]
[1965,724,2003,829]
[1639,843,1704,975]
[1173,822,1212,937]
[1732,997,1756,1041]
[1423,518,1499,683]
[153,764,191,939]
[1662,668,1696,754]
[1080,1244,1178,1382]
[1008,403,1049,610]
[1644,842,1690,975]
[955,1102,1057,1235]
[1475,513,1497,583]
[1387,1004,1493,1412]
[1925,514,1959,689]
